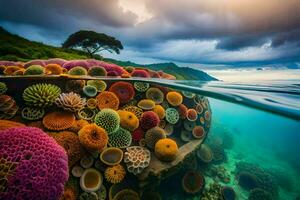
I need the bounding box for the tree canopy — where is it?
[62,30,123,58]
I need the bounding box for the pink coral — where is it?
[140,111,160,130]
[0,127,68,199]
[131,69,150,78]
[62,60,90,70]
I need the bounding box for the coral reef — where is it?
[109,81,135,104]
[166,91,183,106]
[66,80,85,93]
[165,108,180,124]
[133,82,149,92]
[145,126,166,149]
[108,127,132,148]
[23,83,61,108]
[43,111,75,131]
[104,164,126,184]
[124,146,151,175]
[0,119,25,131]
[21,107,45,120]
[24,65,45,75]
[138,99,156,110]
[94,108,120,134]
[100,147,123,166]
[0,95,18,119]
[78,124,108,152]
[155,138,178,162]
[96,91,120,110]
[182,171,205,194]
[0,127,68,199]
[87,80,107,92]
[118,110,139,131]
[55,92,86,112]
[140,111,160,130]
[88,66,107,76]
[83,85,98,97]
[68,66,88,75]
[152,105,165,119]
[80,168,103,192]
[146,87,164,104]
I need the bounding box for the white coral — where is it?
[55,92,86,112]
[124,146,151,175]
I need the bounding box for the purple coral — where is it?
[0,127,68,200]
[62,60,90,70]
[0,61,23,67]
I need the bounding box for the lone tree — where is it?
[62,30,123,58]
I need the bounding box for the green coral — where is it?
[24,65,45,75]
[133,82,149,92]
[165,108,179,124]
[88,66,107,76]
[23,83,61,108]
[0,82,7,95]
[87,80,107,92]
[108,127,132,148]
[21,107,45,120]
[77,107,96,120]
[94,108,120,134]
[83,85,97,97]
[68,66,88,76]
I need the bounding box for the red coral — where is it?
[131,128,144,142]
[140,111,160,130]
[109,81,135,104]
[131,69,150,78]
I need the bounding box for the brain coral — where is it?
[155,138,178,162]
[140,111,160,130]
[109,81,135,104]
[0,82,7,95]
[165,108,180,124]
[146,87,164,104]
[45,64,65,75]
[96,91,120,110]
[83,85,98,97]
[21,107,45,120]
[65,80,85,93]
[68,66,88,76]
[0,95,19,119]
[49,131,83,168]
[23,83,61,108]
[166,91,183,106]
[108,127,132,148]
[24,65,45,75]
[122,105,143,119]
[78,124,108,152]
[0,127,68,199]
[94,109,120,134]
[137,99,156,110]
[0,119,25,131]
[145,126,166,149]
[88,66,107,77]
[87,80,107,92]
[104,164,126,184]
[124,146,151,175]
[131,69,150,78]
[133,82,150,92]
[117,110,139,131]
[43,111,75,131]
[55,92,86,112]
[182,171,205,194]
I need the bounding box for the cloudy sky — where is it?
[0,0,300,73]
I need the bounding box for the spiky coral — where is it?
[124,146,151,175]
[122,105,143,119]
[0,82,7,95]
[108,127,132,148]
[24,65,45,75]
[55,92,86,112]
[165,108,179,124]
[100,147,123,166]
[21,107,45,120]
[133,82,149,92]
[88,66,107,76]
[66,80,85,93]
[0,95,18,119]
[104,164,126,184]
[68,66,88,76]
[78,124,108,152]
[145,126,166,149]
[140,111,160,130]
[0,119,25,131]
[43,111,75,131]
[94,109,120,134]
[96,91,120,110]
[146,87,164,104]
[138,99,156,110]
[166,91,183,106]
[0,127,68,199]
[23,83,61,108]
[117,110,139,131]
[154,138,178,162]
[109,81,135,104]
[87,80,107,92]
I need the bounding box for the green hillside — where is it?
[0,27,217,80]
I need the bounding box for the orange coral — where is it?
[0,120,25,131]
[187,109,198,121]
[42,111,75,131]
[96,91,119,110]
[154,138,178,162]
[122,106,143,119]
[166,91,183,106]
[3,66,22,75]
[60,187,76,200]
[177,104,188,119]
[104,164,126,184]
[78,124,108,152]
[152,105,165,119]
[117,110,139,131]
[68,119,89,133]
[45,64,65,75]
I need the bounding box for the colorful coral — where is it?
[104,164,126,184]
[80,168,103,192]
[68,66,88,75]
[192,126,206,139]
[0,119,25,131]
[86,98,98,109]
[0,95,18,119]
[133,82,149,92]
[122,105,143,119]
[138,99,156,110]
[108,127,132,148]
[131,128,144,142]
[124,146,151,175]
[77,107,96,120]
[55,92,86,112]
[100,147,123,166]
[145,126,166,149]
[66,80,85,93]
[152,105,165,119]
[21,107,45,120]
[24,65,45,75]
[146,87,164,104]
[24,60,46,68]
[83,85,98,97]
[166,91,183,106]
[140,111,160,130]
[78,124,108,152]
[68,119,89,133]
[87,80,107,92]
[118,110,139,131]
[109,81,135,104]
[165,108,179,124]
[96,91,120,110]
[0,127,68,199]
[177,104,188,119]
[4,66,22,75]
[155,138,178,162]
[88,66,107,76]
[23,83,61,108]
[94,108,120,134]
[45,63,65,75]
[131,69,150,78]
[187,109,198,121]
[43,111,75,131]
[182,171,205,194]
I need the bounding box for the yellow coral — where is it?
[96,91,119,110]
[87,98,97,109]
[117,110,139,131]
[152,105,165,119]
[154,138,178,162]
[137,99,155,110]
[0,120,25,131]
[104,164,126,184]
[42,111,75,131]
[45,64,65,75]
[122,106,143,119]
[68,119,89,133]
[166,91,183,106]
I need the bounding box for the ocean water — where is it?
[1,76,299,200]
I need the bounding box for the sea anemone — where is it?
[100,147,123,166]
[23,83,61,108]
[0,82,7,95]
[131,69,150,78]
[0,119,25,131]
[165,108,179,124]
[146,87,164,104]
[68,66,88,76]
[83,85,98,97]
[140,111,160,130]
[0,127,68,199]
[124,146,151,175]
[88,66,107,76]
[45,64,65,75]
[145,126,166,149]
[117,110,139,131]
[77,107,96,120]
[196,144,213,163]
[55,92,86,112]
[108,127,132,148]
[43,111,75,131]
[155,138,178,162]
[49,131,83,167]
[104,164,126,184]
[137,99,156,110]
[96,91,120,110]
[87,98,98,109]
[21,107,45,120]
[182,171,205,194]
[192,126,206,139]
[68,119,89,133]
[94,108,120,134]
[113,189,140,200]
[187,109,198,121]
[80,168,103,192]
[133,82,149,92]
[122,105,143,119]
[184,120,196,131]
[87,80,107,92]
[109,81,135,104]
[177,104,188,119]
[24,65,45,75]
[78,124,108,152]
[0,95,19,119]
[166,91,183,106]
[66,80,85,93]
[131,128,144,142]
